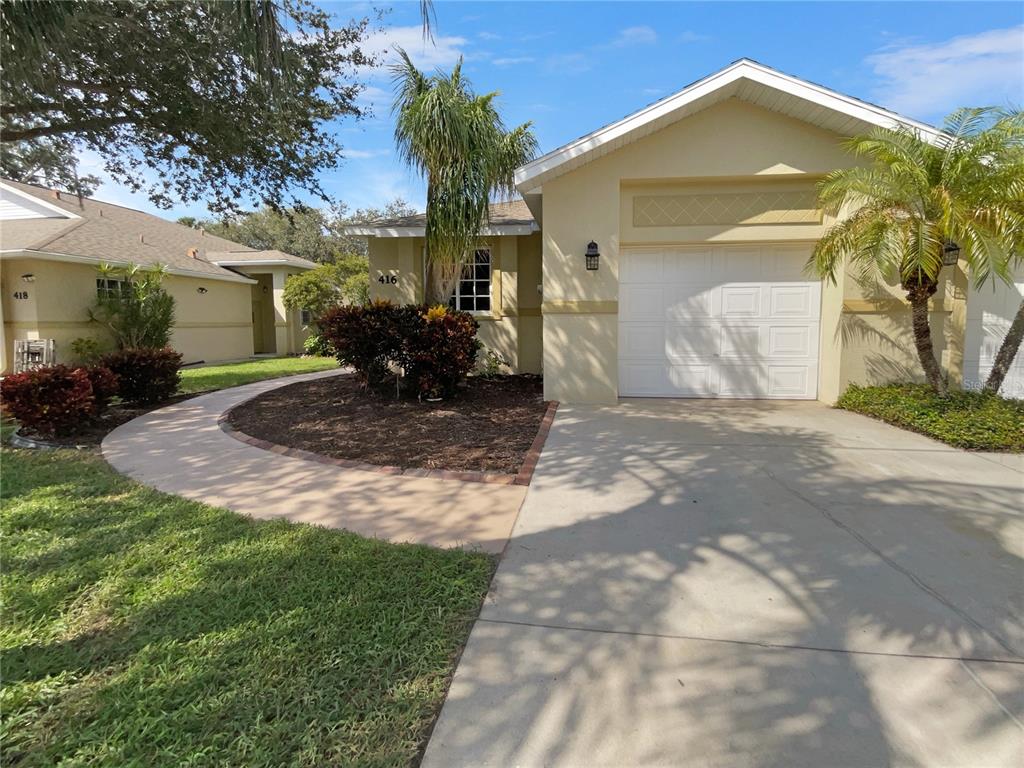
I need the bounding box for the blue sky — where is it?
[84,1,1024,219]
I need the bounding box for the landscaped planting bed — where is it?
[837,383,1024,452]
[227,373,547,474]
[1,446,493,767]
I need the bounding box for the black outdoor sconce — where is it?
[196,286,209,294]
[585,240,600,270]
[942,241,961,267]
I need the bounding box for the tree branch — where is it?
[0,116,136,142]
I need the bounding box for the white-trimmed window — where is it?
[450,248,491,312]
[96,277,127,298]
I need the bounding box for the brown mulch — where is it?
[227,373,548,475]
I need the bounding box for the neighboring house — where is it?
[0,179,317,373]
[351,59,1024,403]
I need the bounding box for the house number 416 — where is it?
[377,274,397,285]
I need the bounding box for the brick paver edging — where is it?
[217,400,559,487]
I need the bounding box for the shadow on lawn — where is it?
[2,452,492,767]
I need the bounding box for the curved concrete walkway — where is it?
[102,369,525,553]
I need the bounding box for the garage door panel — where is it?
[666,285,713,319]
[768,325,815,357]
[620,285,664,321]
[619,323,666,359]
[665,324,719,359]
[721,285,762,317]
[718,364,767,397]
[768,366,811,397]
[770,284,817,318]
[620,251,665,283]
[720,326,762,357]
[618,245,821,399]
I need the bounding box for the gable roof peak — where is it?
[515,59,941,193]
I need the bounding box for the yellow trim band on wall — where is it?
[843,299,949,314]
[542,300,619,314]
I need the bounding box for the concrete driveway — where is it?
[423,399,1024,767]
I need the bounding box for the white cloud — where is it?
[344,148,390,159]
[478,31,501,41]
[545,52,592,75]
[360,25,468,78]
[609,26,657,48]
[866,25,1024,117]
[493,56,535,67]
[678,30,710,43]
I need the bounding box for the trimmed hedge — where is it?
[837,384,1024,452]
[100,347,183,405]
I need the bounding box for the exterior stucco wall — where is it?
[366,232,543,374]
[538,97,970,404]
[0,256,256,372]
[540,98,860,403]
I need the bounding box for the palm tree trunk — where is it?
[983,297,1024,394]
[906,279,947,396]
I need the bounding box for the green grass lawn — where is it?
[1,447,493,767]
[837,384,1024,452]
[178,356,338,395]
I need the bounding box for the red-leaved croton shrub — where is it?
[100,347,182,405]
[319,301,420,390]
[405,305,479,397]
[0,365,95,437]
[81,365,120,413]
[319,301,479,398]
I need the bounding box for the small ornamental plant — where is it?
[405,305,479,398]
[100,347,183,405]
[0,365,95,437]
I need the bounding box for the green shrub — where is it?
[70,336,107,364]
[0,365,95,437]
[837,384,1024,451]
[101,347,183,405]
[405,305,480,397]
[89,264,176,350]
[302,332,334,357]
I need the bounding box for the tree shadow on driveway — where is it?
[425,400,1024,767]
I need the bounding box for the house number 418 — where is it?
[377,274,397,285]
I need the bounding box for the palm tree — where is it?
[811,108,1024,396]
[391,50,538,304]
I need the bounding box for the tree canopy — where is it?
[186,199,416,262]
[811,107,1024,395]
[0,0,373,213]
[391,50,537,302]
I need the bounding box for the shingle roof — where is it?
[0,179,314,278]
[369,199,535,228]
[207,249,317,269]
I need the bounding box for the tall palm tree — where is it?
[811,108,1024,396]
[391,50,538,304]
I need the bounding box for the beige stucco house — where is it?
[0,179,316,373]
[353,59,1023,403]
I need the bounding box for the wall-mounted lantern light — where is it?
[196,286,208,294]
[262,285,269,294]
[21,273,35,283]
[942,241,961,267]
[585,241,600,271]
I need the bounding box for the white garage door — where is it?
[618,245,822,399]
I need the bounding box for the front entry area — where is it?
[618,244,822,398]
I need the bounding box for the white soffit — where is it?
[514,59,942,193]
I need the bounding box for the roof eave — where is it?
[0,249,259,284]
[342,223,539,238]
[210,259,317,270]
[514,58,943,194]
